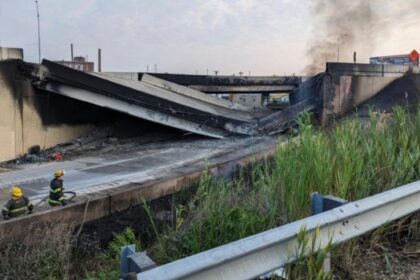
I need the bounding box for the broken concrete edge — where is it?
[0,141,280,242]
[140,74,253,112]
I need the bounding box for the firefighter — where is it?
[2,186,34,220]
[48,168,67,206]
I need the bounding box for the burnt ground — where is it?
[0,116,190,170]
[77,194,177,252]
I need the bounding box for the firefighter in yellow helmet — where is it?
[2,186,34,220]
[48,168,67,206]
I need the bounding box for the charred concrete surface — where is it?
[290,62,420,125]
[0,60,93,162]
[257,99,317,135]
[0,135,281,241]
[322,63,420,124]
[0,60,176,162]
[356,74,420,115]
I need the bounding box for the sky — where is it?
[0,0,419,75]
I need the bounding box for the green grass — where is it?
[285,227,333,280]
[83,227,140,280]
[148,106,419,265]
[0,224,74,280]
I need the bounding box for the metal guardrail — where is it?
[137,180,420,280]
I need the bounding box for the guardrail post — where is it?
[311,192,348,274]
[120,245,136,274]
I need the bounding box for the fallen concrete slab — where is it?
[41,81,231,138]
[34,60,268,138]
[139,73,253,112]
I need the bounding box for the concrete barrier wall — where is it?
[0,47,23,60]
[326,75,398,119]
[0,73,19,161]
[322,73,420,124]
[320,63,420,124]
[0,60,94,162]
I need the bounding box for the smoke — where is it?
[304,0,420,75]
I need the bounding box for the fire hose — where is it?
[33,191,77,208]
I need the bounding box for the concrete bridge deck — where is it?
[0,135,281,240]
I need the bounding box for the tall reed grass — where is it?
[150,106,419,264]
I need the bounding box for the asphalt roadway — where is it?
[0,136,279,208]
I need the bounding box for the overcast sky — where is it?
[1,0,419,75]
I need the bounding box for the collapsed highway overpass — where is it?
[1,58,419,163]
[0,57,419,242]
[0,59,309,162]
[31,60,313,138]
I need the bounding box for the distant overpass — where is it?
[102,72,304,94]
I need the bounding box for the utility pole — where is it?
[71,43,74,61]
[98,48,102,72]
[35,0,41,63]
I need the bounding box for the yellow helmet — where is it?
[54,168,65,177]
[11,186,23,198]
